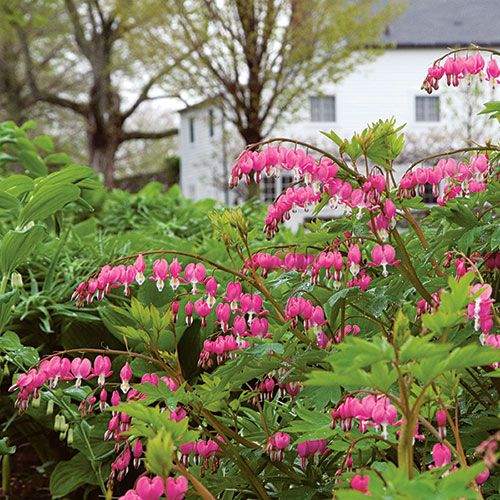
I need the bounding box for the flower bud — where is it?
[46,399,54,415]
[10,272,23,289]
[59,414,66,429]
[67,428,74,446]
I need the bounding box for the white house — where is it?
[179,0,499,226]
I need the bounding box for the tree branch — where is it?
[120,128,178,142]
[121,59,187,123]
[15,23,88,116]
[64,0,92,60]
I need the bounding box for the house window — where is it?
[262,174,295,203]
[310,96,336,122]
[422,183,437,204]
[189,117,195,142]
[415,96,440,122]
[282,173,295,191]
[262,176,277,203]
[208,109,214,137]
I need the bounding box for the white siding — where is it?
[179,106,234,203]
[179,47,498,226]
[278,48,498,145]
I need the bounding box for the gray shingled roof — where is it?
[383,0,500,47]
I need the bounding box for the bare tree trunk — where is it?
[0,41,29,123]
[88,134,119,188]
[86,81,121,188]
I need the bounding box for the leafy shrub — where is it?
[2,49,500,499]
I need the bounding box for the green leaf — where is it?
[299,384,340,409]
[39,165,94,185]
[283,404,332,440]
[144,429,174,478]
[328,287,357,306]
[444,345,500,371]
[305,370,339,387]
[329,336,395,370]
[0,331,39,366]
[0,225,45,275]
[44,152,71,165]
[133,381,186,409]
[0,174,34,196]
[21,119,37,131]
[18,150,48,177]
[321,129,344,147]
[421,273,475,334]
[0,152,17,165]
[177,320,201,379]
[0,191,20,210]
[399,336,447,363]
[49,452,99,498]
[479,100,500,121]
[72,419,114,460]
[436,461,486,498]
[18,183,80,225]
[0,437,16,455]
[33,135,54,153]
[447,205,478,229]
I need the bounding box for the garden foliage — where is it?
[1,49,500,499]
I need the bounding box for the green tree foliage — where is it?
[5,0,182,187]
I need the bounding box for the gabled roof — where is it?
[384,0,500,47]
[178,96,222,114]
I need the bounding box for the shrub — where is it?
[2,48,500,499]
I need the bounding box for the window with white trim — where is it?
[262,176,277,203]
[415,96,440,122]
[261,173,295,203]
[310,96,336,122]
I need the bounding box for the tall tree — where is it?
[0,0,63,123]
[173,0,402,148]
[10,0,182,187]
[0,35,30,124]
